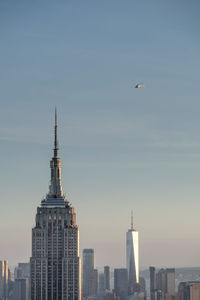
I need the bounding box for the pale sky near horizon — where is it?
[0,0,200,270]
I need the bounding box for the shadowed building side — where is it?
[114,269,128,300]
[149,266,156,300]
[104,266,110,291]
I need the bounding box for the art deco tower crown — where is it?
[31,110,81,300]
[41,109,69,207]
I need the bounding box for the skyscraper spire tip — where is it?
[131,210,133,230]
[54,108,58,156]
[55,107,57,126]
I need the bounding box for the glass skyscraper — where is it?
[126,213,139,294]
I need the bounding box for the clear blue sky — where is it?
[0,0,200,269]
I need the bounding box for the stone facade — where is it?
[30,110,81,300]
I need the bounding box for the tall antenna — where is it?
[54,107,58,157]
[131,210,133,230]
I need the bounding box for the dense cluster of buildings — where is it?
[149,267,200,300]
[2,259,200,300]
[0,112,200,300]
[81,247,145,300]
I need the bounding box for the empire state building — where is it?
[30,110,81,300]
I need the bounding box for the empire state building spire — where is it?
[54,107,58,157]
[41,109,68,207]
[31,110,81,300]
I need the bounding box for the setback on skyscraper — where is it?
[30,110,81,300]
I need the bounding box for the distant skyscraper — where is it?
[165,269,175,296]
[14,278,29,300]
[114,269,128,300]
[149,266,156,300]
[139,277,146,293]
[8,280,14,300]
[30,110,81,300]
[104,266,110,291]
[82,249,94,299]
[15,263,30,280]
[178,281,200,299]
[98,273,105,299]
[0,260,8,300]
[90,269,98,298]
[14,263,30,300]
[156,269,175,296]
[126,212,139,294]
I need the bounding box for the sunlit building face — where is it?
[126,219,139,294]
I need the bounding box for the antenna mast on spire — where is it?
[131,210,133,230]
[54,107,58,157]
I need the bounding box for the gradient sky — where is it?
[0,0,200,270]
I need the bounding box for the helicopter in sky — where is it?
[135,83,144,88]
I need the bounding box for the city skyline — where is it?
[0,0,200,269]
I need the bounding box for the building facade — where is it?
[104,266,110,292]
[149,266,156,300]
[14,262,30,300]
[89,269,98,298]
[14,278,29,300]
[178,281,200,300]
[15,263,30,279]
[30,111,81,300]
[82,249,95,299]
[98,273,105,299]
[156,269,175,296]
[0,261,8,300]
[114,269,128,300]
[126,213,139,294]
